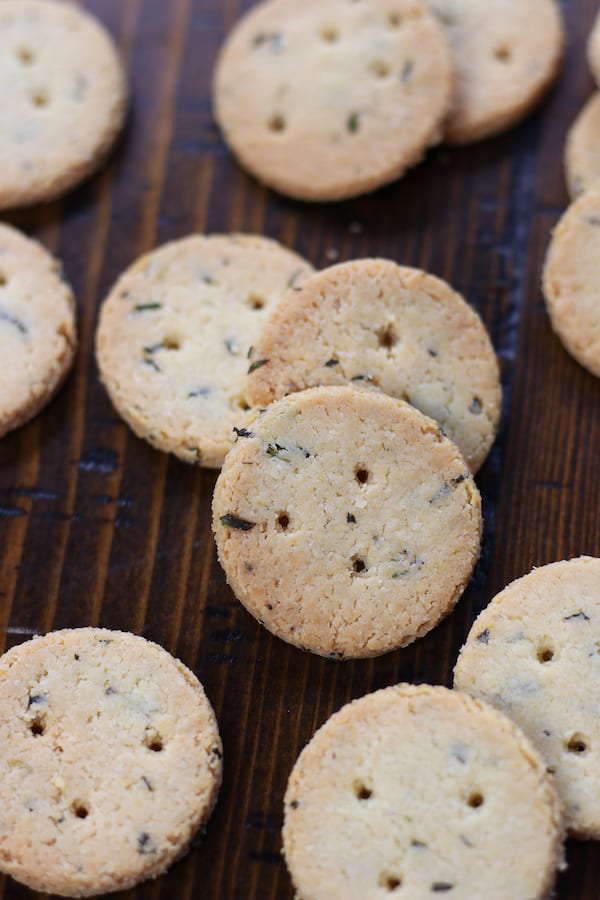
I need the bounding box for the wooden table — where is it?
[1,0,598,896]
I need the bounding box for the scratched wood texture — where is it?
[0,0,599,897]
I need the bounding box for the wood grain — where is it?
[0,0,598,896]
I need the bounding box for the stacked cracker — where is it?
[543,11,600,379]
[213,0,564,201]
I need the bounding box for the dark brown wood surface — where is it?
[1,0,599,896]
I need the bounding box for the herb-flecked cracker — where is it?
[542,183,600,378]
[0,0,128,210]
[0,628,222,896]
[0,223,76,439]
[282,684,563,899]
[564,92,600,199]
[213,0,454,201]
[427,0,564,144]
[212,385,482,659]
[455,557,600,839]
[95,234,314,468]
[589,10,600,87]
[246,259,501,473]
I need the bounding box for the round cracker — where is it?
[213,385,482,659]
[0,223,76,439]
[565,92,600,200]
[542,183,600,378]
[246,259,501,473]
[95,234,314,468]
[589,9,600,87]
[0,628,222,896]
[455,557,600,838]
[283,684,563,899]
[0,0,128,210]
[213,0,454,201]
[427,0,564,144]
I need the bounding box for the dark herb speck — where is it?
[325,358,340,367]
[138,832,156,855]
[0,310,27,334]
[347,513,356,523]
[220,514,256,531]
[248,359,269,374]
[476,629,490,644]
[401,59,414,82]
[27,693,47,708]
[188,386,211,398]
[233,427,253,438]
[565,611,590,622]
[432,885,454,893]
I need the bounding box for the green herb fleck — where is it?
[220,514,256,531]
[347,112,360,133]
[144,357,161,373]
[428,348,438,357]
[104,686,117,696]
[143,342,163,354]
[248,359,269,374]
[142,776,153,791]
[134,303,162,313]
[325,358,340,367]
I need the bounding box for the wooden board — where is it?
[1,0,599,896]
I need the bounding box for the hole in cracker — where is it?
[537,645,554,663]
[31,90,49,108]
[238,397,251,411]
[321,26,339,42]
[268,113,286,133]
[355,467,369,485]
[494,45,512,62]
[377,323,398,349]
[353,780,372,800]
[352,557,366,574]
[247,294,266,310]
[29,715,45,737]
[72,801,89,819]
[566,734,588,755]
[17,47,35,65]
[467,791,484,808]
[162,336,180,350]
[144,729,164,752]
[379,873,402,892]
[276,512,290,531]
[369,59,390,78]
